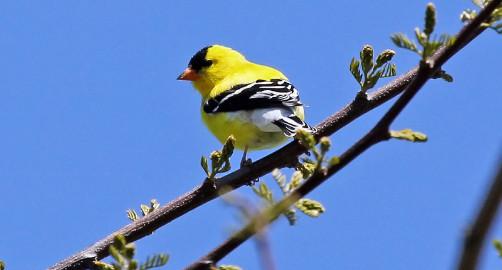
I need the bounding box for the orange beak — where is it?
[177,67,199,81]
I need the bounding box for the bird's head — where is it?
[177,45,247,95]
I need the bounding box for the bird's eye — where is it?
[189,47,213,72]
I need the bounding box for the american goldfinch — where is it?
[177,45,314,154]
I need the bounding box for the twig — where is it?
[48,1,496,269]
[183,1,502,268]
[457,160,502,270]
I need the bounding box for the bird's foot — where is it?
[240,157,260,186]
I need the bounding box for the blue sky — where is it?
[0,1,501,269]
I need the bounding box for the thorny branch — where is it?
[49,1,499,269]
[184,1,502,269]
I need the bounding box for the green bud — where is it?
[210,151,222,162]
[360,45,374,75]
[295,129,316,149]
[328,156,340,167]
[424,3,436,36]
[319,137,331,153]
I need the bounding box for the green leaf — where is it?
[433,70,454,82]
[297,160,316,179]
[127,209,139,222]
[350,57,363,85]
[109,245,124,265]
[287,171,303,191]
[150,199,160,211]
[391,33,419,53]
[424,3,436,36]
[200,156,209,177]
[492,22,502,33]
[380,63,397,78]
[140,204,150,216]
[460,9,477,23]
[0,261,5,270]
[124,244,136,260]
[295,198,325,217]
[252,182,274,203]
[375,49,396,70]
[94,261,115,270]
[272,169,288,194]
[221,135,235,160]
[113,234,128,251]
[494,239,502,257]
[139,254,169,270]
[218,265,242,270]
[390,129,428,142]
[219,160,232,173]
[414,27,428,48]
[364,74,380,90]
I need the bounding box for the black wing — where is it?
[203,79,303,113]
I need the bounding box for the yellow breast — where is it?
[201,106,305,150]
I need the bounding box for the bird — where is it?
[177,45,315,166]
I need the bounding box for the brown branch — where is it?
[184,1,502,268]
[48,57,414,270]
[457,160,502,270]
[49,2,496,269]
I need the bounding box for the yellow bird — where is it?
[177,45,314,162]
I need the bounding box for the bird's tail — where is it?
[273,114,317,137]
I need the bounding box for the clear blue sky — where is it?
[0,1,501,269]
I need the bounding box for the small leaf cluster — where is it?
[389,129,428,143]
[494,239,502,257]
[0,260,4,270]
[252,131,335,225]
[391,3,455,82]
[461,0,502,33]
[95,235,169,270]
[296,130,340,178]
[253,169,325,225]
[127,199,160,222]
[350,45,397,93]
[201,136,235,179]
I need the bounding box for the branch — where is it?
[49,1,496,269]
[457,159,502,270]
[184,1,502,268]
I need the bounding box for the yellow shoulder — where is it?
[208,63,288,98]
